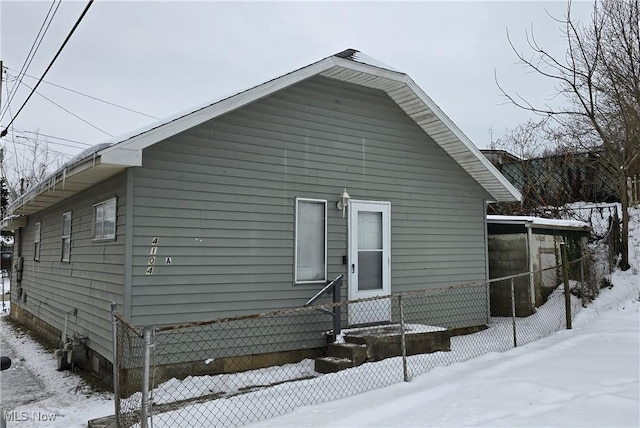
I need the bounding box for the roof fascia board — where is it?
[1,215,27,230]
[100,148,142,166]
[404,79,522,202]
[530,224,590,233]
[487,218,589,232]
[99,58,338,157]
[487,219,534,226]
[330,57,409,83]
[6,155,126,215]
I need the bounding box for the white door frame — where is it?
[347,200,391,325]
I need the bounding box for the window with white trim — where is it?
[93,198,116,240]
[61,211,72,262]
[34,221,41,261]
[295,198,327,283]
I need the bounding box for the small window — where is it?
[34,221,41,261]
[93,198,116,241]
[61,212,72,262]
[295,198,327,283]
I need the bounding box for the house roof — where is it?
[2,49,521,221]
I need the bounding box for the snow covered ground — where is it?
[248,268,640,428]
[0,206,638,427]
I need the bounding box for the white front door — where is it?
[348,200,391,325]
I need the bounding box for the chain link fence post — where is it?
[398,294,408,382]
[141,326,152,428]
[580,255,587,307]
[510,278,517,347]
[560,242,572,329]
[110,302,120,426]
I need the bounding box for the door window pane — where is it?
[358,251,382,290]
[358,211,382,249]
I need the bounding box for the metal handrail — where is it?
[304,274,343,306]
[304,274,343,341]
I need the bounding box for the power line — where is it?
[0,0,94,138]
[18,79,112,137]
[1,0,61,120]
[5,137,76,159]
[10,130,93,153]
[10,128,92,147]
[10,130,92,152]
[4,68,159,120]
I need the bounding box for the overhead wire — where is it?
[0,0,61,120]
[6,136,76,159]
[18,79,112,137]
[2,73,21,166]
[10,128,92,147]
[9,129,94,152]
[0,0,95,138]
[4,68,159,120]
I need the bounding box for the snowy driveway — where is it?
[0,329,50,412]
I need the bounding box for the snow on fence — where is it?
[111,254,604,428]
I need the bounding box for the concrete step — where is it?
[314,356,354,373]
[327,342,367,366]
[316,324,451,373]
[343,325,450,362]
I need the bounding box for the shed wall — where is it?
[487,233,532,316]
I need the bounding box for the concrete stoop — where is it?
[314,325,451,373]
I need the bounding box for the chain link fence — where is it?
[561,204,619,240]
[112,253,604,428]
[112,311,145,428]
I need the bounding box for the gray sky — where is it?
[0,0,593,164]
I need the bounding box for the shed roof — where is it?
[3,49,521,221]
[487,215,590,232]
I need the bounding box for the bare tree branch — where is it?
[497,0,640,270]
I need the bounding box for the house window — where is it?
[34,221,41,261]
[295,198,327,283]
[61,212,72,262]
[93,198,116,240]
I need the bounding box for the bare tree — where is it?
[0,132,64,203]
[498,0,640,270]
[492,119,552,159]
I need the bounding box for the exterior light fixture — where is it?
[336,188,351,217]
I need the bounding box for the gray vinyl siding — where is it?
[130,76,490,334]
[16,173,127,360]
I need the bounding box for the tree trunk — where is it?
[619,174,631,271]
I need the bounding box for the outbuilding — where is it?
[487,215,590,316]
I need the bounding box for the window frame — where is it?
[61,211,72,262]
[93,198,117,241]
[34,221,41,261]
[294,198,327,284]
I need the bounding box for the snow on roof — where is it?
[487,215,590,230]
[334,48,400,72]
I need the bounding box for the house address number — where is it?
[146,237,160,275]
[145,238,172,274]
